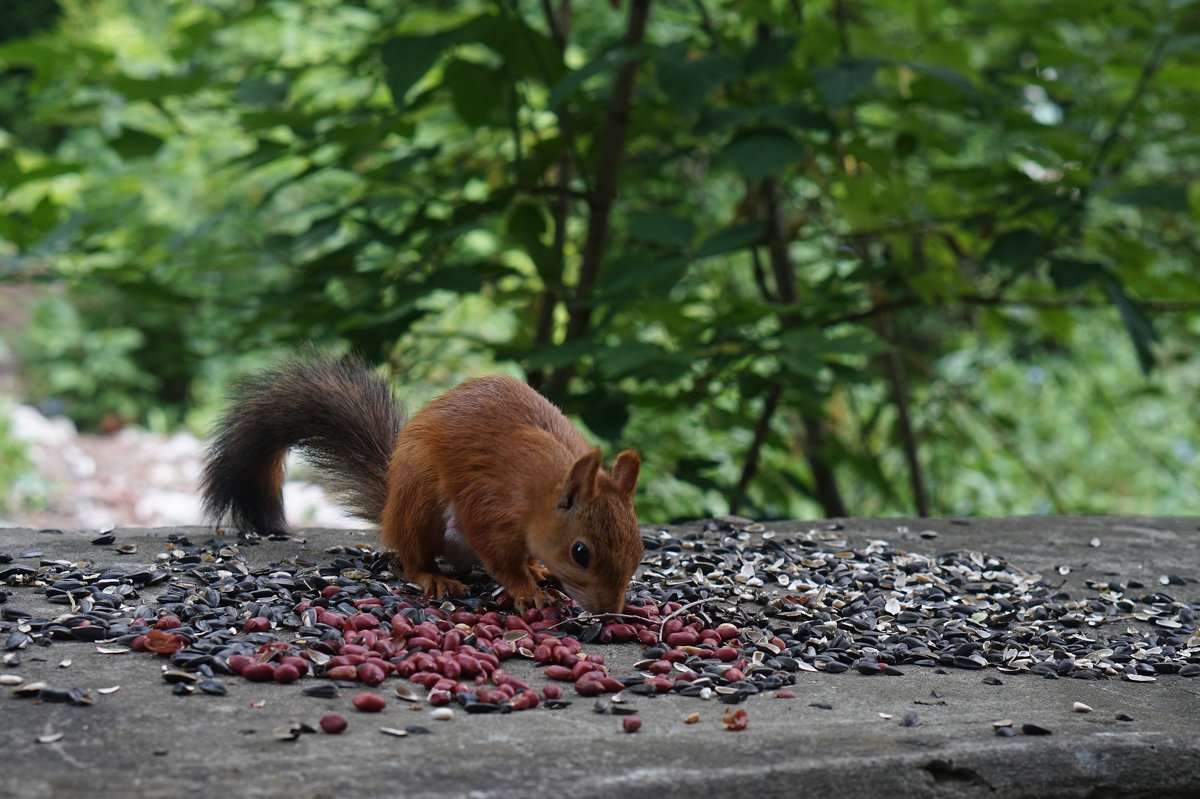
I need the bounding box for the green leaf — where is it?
[5,160,84,184]
[674,457,724,494]
[770,105,836,133]
[239,109,317,137]
[778,350,826,378]
[26,209,88,256]
[696,105,834,136]
[895,131,917,157]
[656,43,740,116]
[712,129,805,181]
[778,327,884,375]
[423,264,484,294]
[381,29,464,108]
[1108,184,1190,212]
[505,201,547,244]
[743,35,796,75]
[444,60,503,126]
[364,146,440,182]
[110,72,212,101]
[1101,277,1158,375]
[235,77,289,107]
[817,329,887,357]
[984,228,1044,271]
[627,211,695,250]
[474,16,563,84]
[0,155,20,188]
[547,47,637,109]
[109,128,163,159]
[1048,258,1104,290]
[229,140,292,170]
[1166,33,1200,55]
[507,202,559,285]
[903,62,979,99]
[384,16,560,110]
[0,39,64,71]
[600,253,690,296]
[812,58,882,108]
[597,342,664,378]
[577,388,629,439]
[524,340,601,371]
[696,222,765,258]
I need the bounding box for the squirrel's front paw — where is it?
[527,562,554,583]
[414,573,469,599]
[509,587,551,613]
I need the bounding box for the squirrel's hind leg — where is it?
[379,447,465,598]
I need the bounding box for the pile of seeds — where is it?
[3,520,1199,715]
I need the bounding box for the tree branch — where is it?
[823,293,1200,329]
[832,0,852,58]
[690,0,721,50]
[751,172,847,517]
[529,0,575,392]
[562,0,651,348]
[750,245,774,303]
[731,381,783,515]
[875,299,929,516]
[1087,31,1171,181]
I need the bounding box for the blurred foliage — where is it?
[0,395,29,512]
[1,0,1198,521]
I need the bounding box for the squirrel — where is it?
[199,355,642,614]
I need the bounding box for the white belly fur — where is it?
[441,503,482,572]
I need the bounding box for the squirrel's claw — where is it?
[510,587,552,613]
[415,573,469,600]
[527,562,554,583]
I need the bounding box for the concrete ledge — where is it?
[2,516,1198,799]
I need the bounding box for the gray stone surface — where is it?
[1,516,1198,799]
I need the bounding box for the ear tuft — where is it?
[611,450,640,499]
[559,449,602,511]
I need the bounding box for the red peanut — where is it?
[320,713,348,733]
[242,663,276,682]
[352,692,386,712]
[274,663,301,683]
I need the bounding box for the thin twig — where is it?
[732,381,783,515]
[560,0,652,349]
[875,300,929,515]
[690,0,721,50]
[758,171,848,517]
[528,0,578,391]
[656,597,722,639]
[1087,32,1171,180]
[822,294,1200,330]
[833,0,852,58]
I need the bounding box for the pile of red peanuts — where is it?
[130,584,757,712]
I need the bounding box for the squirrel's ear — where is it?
[559,449,601,511]
[611,450,640,499]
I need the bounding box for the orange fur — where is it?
[203,360,642,615]
[377,376,641,613]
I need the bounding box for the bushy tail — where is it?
[200,354,403,533]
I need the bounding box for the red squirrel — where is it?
[200,355,642,614]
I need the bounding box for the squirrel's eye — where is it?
[571,541,590,568]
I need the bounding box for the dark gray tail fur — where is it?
[200,354,403,533]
